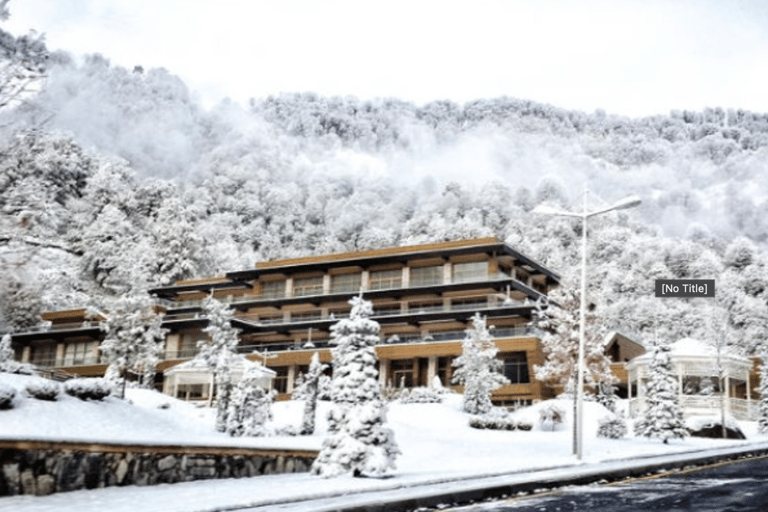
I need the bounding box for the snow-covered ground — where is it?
[1,372,766,512]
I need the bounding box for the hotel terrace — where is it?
[8,238,644,406]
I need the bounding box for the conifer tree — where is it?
[451,313,508,414]
[312,296,399,478]
[226,367,273,437]
[295,352,327,435]
[634,344,688,443]
[195,294,241,431]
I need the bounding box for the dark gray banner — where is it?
[655,279,715,298]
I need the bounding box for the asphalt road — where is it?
[450,455,768,512]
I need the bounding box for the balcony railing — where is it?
[231,295,530,327]
[159,272,524,310]
[161,325,541,362]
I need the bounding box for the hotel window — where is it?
[273,367,289,394]
[502,352,530,384]
[410,265,443,287]
[260,280,285,299]
[374,302,402,316]
[450,297,488,312]
[63,341,97,366]
[330,273,361,294]
[437,356,453,386]
[293,276,324,297]
[30,343,57,367]
[290,310,323,323]
[452,261,488,283]
[369,269,402,290]
[391,359,414,388]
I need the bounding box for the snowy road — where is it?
[452,455,768,511]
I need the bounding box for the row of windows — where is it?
[256,262,491,298]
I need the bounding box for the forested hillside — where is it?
[1,17,767,356]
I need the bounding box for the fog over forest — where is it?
[1,19,768,356]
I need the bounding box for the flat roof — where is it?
[150,238,559,298]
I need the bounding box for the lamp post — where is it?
[533,190,641,460]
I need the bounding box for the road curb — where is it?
[245,442,768,512]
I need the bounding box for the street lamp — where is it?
[533,190,641,460]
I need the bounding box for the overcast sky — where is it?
[5,0,768,117]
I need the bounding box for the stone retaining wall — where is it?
[0,439,318,496]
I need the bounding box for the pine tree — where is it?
[312,296,399,478]
[195,294,241,431]
[100,293,167,397]
[634,344,688,443]
[451,313,508,415]
[295,352,328,435]
[226,367,273,437]
[758,355,768,434]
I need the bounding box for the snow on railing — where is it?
[158,273,524,310]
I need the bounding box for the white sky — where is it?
[5,0,768,117]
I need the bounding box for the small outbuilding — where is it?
[627,338,756,420]
[162,356,276,402]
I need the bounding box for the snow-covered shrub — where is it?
[0,383,15,409]
[400,387,443,404]
[273,424,300,436]
[64,378,112,401]
[226,370,274,437]
[597,416,627,439]
[468,412,517,431]
[26,380,61,401]
[516,421,533,431]
[538,402,564,431]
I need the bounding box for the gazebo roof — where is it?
[627,337,751,377]
[164,355,276,377]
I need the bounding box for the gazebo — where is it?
[163,356,276,403]
[627,338,757,421]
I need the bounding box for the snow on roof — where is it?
[164,355,276,376]
[669,337,720,357]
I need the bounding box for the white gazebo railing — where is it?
[626,338,756,421]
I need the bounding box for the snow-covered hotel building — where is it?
[8,238,643,406]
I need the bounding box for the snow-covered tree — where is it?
[312,296,399,478]
[226,367,273,437]
[0,278,42,331]
[0,333,14,371]
[633,344,688,443]
[758,355,768,434]
[0,1,48,110]
[195,294,241,430]
[534,281,616,396]
[144,195,211,286]
[100,293,167,397]
[451,313,509,414]
[295,352,327,435]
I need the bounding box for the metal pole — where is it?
[576,188,588,460]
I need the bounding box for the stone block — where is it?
[157,455,177,472]
[36,475,55,496]
[20,469,36,495]
[2,463,20,495]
